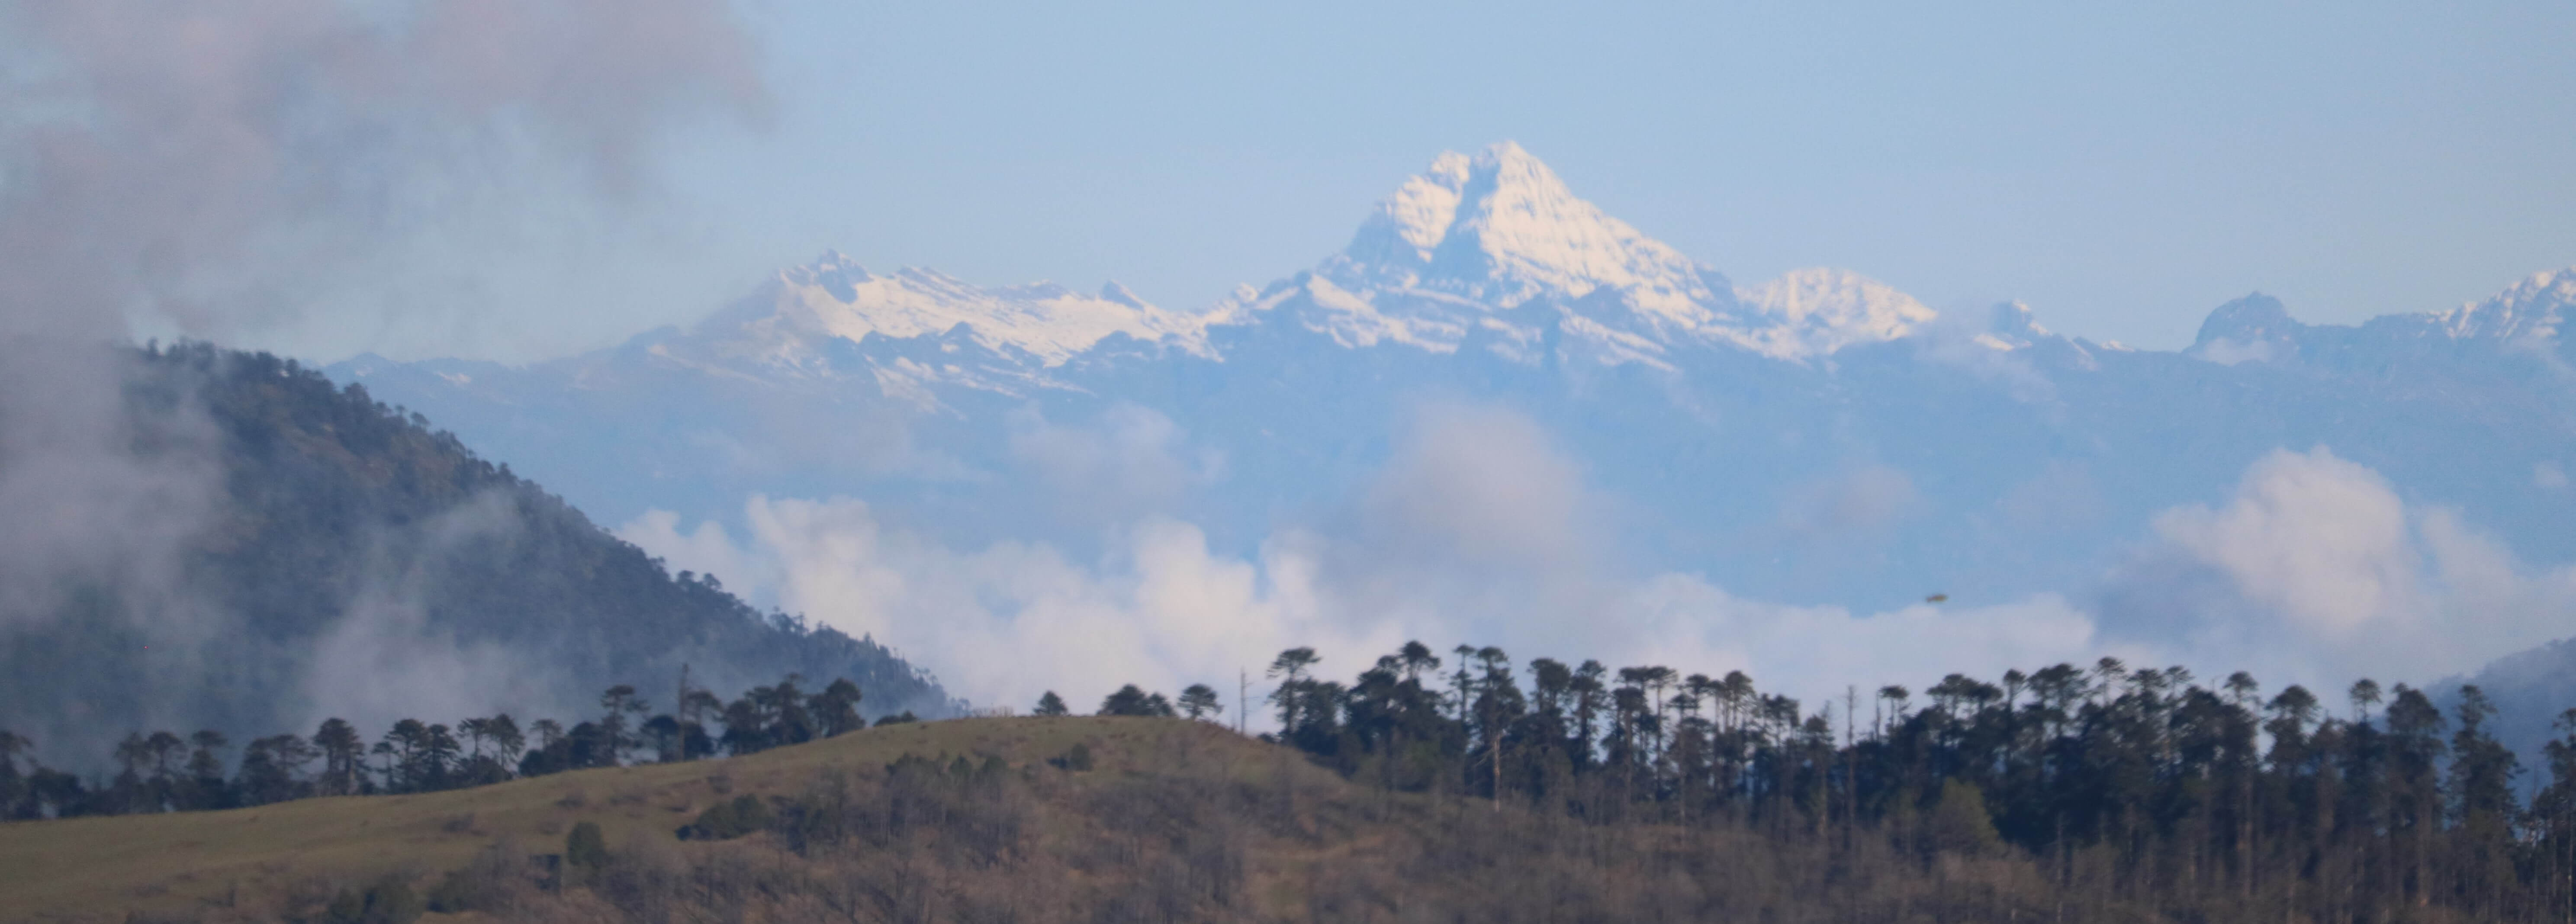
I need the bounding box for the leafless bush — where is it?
[424,837,539,916]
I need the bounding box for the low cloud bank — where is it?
[624,408,2576,726]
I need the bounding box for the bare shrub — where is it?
[425,837,537,916]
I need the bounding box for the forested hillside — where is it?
[14,705,2575,924]
[1230,642,2576,923]
[0,343,953,770]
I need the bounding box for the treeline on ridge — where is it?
[1062,641,2576,923]
[0,673,919,819]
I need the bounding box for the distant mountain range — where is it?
[332,142,2576,610]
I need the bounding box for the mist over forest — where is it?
[0,343,952,771]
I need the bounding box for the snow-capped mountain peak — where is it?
[1297,143,1939,363]
[1347,151,1473,265]
[2428,267,2575,343]
[1332,142,1716,312]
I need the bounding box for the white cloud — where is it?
[623,425,2576,728]
[2108,446,2576,688]
[622,405,2132,722]
[623,493,2128,723]
[626,496,1397,721]
[2151,447,2418,641]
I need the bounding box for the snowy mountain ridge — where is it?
[505,141,2574,408]
[661,143,1951,390]
[2409,267,2575,343]
[695,253,1219,372]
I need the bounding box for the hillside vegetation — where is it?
[0,343,952,771]
[0,717,1298,922]
[2,712,2515,924]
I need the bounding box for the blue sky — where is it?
[257,0,2576,361]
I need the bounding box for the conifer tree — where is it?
[1178,683,1222,720]
[1034,691,1069,717]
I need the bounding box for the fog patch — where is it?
[0,346,221,632]
[1007,403,1222,524]
[0,0,766,760]
[2193,338,2274,367]
[301,492,564,735]
[1991,460,2107,537]
[1777,464,1920,542]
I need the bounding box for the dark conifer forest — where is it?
[0,344,953,767]
[1206,641,2576,922]
[0,673,900,819]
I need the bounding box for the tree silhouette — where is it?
[1398,640,1439,686]
[641,715,685,763]
[599,684,648,763]
[1268,647,1320,730]
[183,731,228,810]
[311,718,363,796]
[1178,684,1222,720]
[485,714,525,767]
[2351,677,2384,726]
[1034,691,1069,717]
[1100,685,1177,717]
[811,678,865,737]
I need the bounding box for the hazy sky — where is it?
[244,0,2576,361]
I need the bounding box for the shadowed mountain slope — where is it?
[0,343,953,769]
